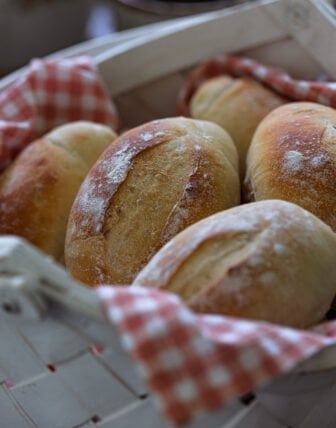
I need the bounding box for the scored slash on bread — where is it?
[134,200,336,328]
[65,117,240,286]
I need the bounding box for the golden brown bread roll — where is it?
[65,117,240,286]
[190,76,286,177]
[245,102,336,230]
[134,200,336,328]
[0,121,117,261]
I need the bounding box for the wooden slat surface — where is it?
[0,386,35,428]
[264,0,336,79]
[96,0,289,96]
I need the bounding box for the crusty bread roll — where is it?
[0,121,117,261]
[190,76,286,177]
[134,200,336,328]
[245,102,336,230]
[65,117,240,286]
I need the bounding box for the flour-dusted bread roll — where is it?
[134,200,336,328]
[190,76,286,177]
[0,121,117,261]
[65,117,240,286]
[245,102,336,230]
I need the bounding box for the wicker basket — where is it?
[1,1,336,427]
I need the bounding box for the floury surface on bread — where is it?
[65,117,240,286]
[0,121,117,262]
[134,200,336,328]
[245,102,336,230]
[190,76,286,177]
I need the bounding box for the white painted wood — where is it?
[0,367,6,383]
[223,402,287,428]
[100,0,336,97]
[0,17,196,93]
[49,302,121,348]
[258,369,336,427]
[18,317,90,365]
[263,0,336,79]
[115,71,187,128]
[0,322,47,386]
[99,347,147,397]
[296,344,336,372]
[0,274,48,320]
[261,369,336,395]
[240,37,324,80]
[95,0,289,97]
[56,352,137,417]
[298,381,336,428]
[2,0,333,96]
[0,236,105,322]
[258,393,316,427]
[0,386,35,428]
[11,373,92,428]
[76,422,97,428]
[96,398,168,428]
[47,16,207,61]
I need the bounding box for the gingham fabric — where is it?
[2,55,336,426]
[0,57,119,172]
[97,286,336,425]
[178,53,336,115]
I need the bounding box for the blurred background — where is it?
[0,0,335,76]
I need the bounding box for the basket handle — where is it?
[94,0,336,96]
[263,0,336,79]
[95,0,289,97]
[0,1,290,96]
[0,236,106,322]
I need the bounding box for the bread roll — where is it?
[0,121,117,261]
[190,76,286,177]
[65,117,240,286]
[134,200,336,328]
[245,102,336,230]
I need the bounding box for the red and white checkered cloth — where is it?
[1,55,336,426]
[178,53,336,115]
[97,286,336,425]
[0,57,119,172]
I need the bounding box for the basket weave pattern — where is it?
[2,0,336,426]
[0,303,160,428]
[2,303,336,428]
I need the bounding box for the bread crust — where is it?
[0,121,117,261]
[134,200,336,328]
[65,117,240,286]
[190,76,286,177]
[245,102,336,230]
